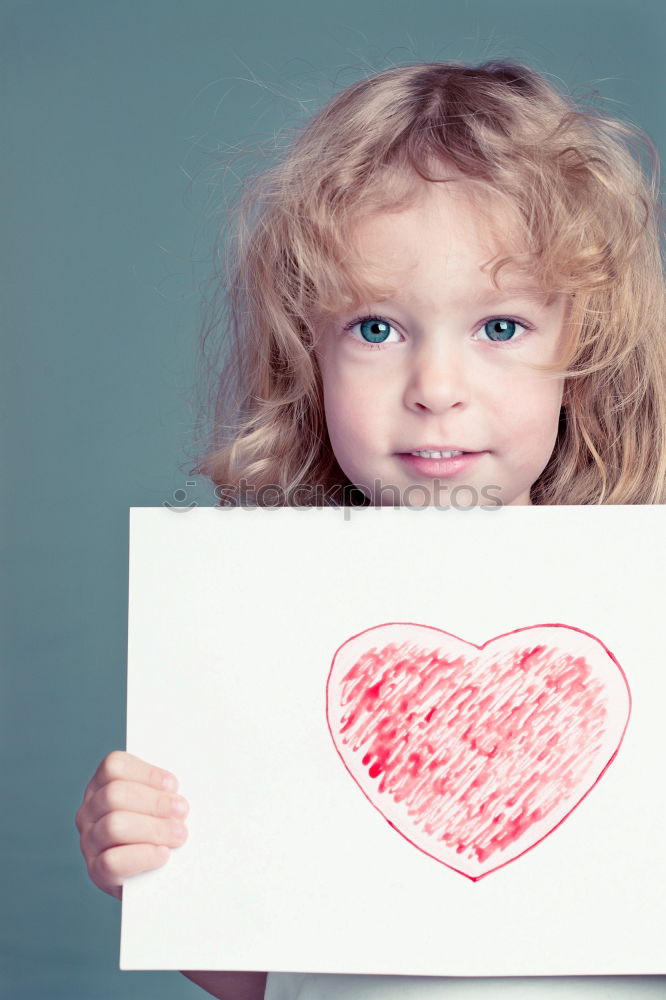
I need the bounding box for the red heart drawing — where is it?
[326,623,631,880]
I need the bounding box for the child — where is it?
[75,61,666,999]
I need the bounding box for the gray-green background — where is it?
[3,1,665,997]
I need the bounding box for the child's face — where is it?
[315,180,567,507]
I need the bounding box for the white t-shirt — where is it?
[265,973,664,999]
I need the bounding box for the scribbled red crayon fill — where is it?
[326,624,630,880]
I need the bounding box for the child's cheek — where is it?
[325,383,372,451]
[320,366,387,478]
[505,377,564,464]
[322,356,381,430]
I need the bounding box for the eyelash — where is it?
[342,314,533,349]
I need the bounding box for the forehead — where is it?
[348,179,537,303]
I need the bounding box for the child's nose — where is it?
[403,337,470,413]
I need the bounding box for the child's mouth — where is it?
[397,449,486,477]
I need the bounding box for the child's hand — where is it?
[75,750,189,899]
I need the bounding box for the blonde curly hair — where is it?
[193,61,666,505]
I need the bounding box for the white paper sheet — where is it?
[120,506,666,975]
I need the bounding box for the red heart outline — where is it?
[327,623,631,880]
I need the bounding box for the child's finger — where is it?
[89,843,171,895]
[83,751,178,803]
[83,779,189,825]
[85,810,188,856]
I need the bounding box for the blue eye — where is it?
[343,315,401,347]
[481,319,523,342]
[357,318,393,343]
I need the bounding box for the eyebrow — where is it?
[331,282,557,319]
[477,286,552,306]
